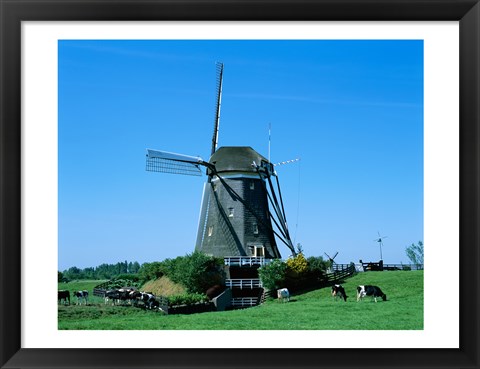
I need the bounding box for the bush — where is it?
[306,256,329,275]
[115,273,139,282]
[286,253,309,276]
[258,259,287,291]
[168,293,209,307]
[162,252,225,294]
[138,262,164,284]
[101,278,143,290]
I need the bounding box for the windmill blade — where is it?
[273,158,300,167]
[211,62,224,155]
[195,182,211,246]
[332,251,339,260]
[145,149,206,176]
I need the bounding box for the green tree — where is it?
[130,261,141,273]
[138,261,164,283]
[162,252,224,294]
[306,256,329,274]
[406,241,424,266]
[258,259,287,291]
[63,266,84,280]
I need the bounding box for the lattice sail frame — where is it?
[146,149,204,176]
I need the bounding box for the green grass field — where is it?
[58,270,423,330]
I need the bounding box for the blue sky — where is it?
[58,40,423,271]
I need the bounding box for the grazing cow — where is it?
[331,284,348,302]
[128,290,141,306]
[58,290,70,305]
[73,290,89,305]
[117,288,135,305]
[104,288,137,305]
[277,288,290,302]
[356,285,387,302]
[104,290,120,305]
[140,292,157,310]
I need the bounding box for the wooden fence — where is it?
[325,264,356,284]
[359,262,424,271]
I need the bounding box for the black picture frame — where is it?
[1,1,479,368]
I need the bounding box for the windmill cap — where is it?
[208,146,269,174]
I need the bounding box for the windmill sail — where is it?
[146,63,297,260]
[145,149,205,176]
[211,62,224,155]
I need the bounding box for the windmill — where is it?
[324,251,339,272]
[145,63,296,259]
[373,232,388,261]
[324,251,339,265]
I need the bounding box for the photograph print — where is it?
[58,39,424,330]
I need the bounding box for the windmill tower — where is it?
[146,63,296,261]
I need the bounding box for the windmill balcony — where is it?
[224,256,272,267]
[225,278,262,289]
[231,297,259,307]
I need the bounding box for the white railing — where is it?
[224,257,273,267]
[225,278,263,289]
[231,297,258,307]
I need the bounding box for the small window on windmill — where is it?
[254,246,265,257]
[208,226,213,237]
[253,223,259,235]
[228,207,234,218]
[249,181,255,190]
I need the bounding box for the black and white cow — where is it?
[331,284,348,302]
[58,290,70,305]
[118,288,135,305]
[356,285,387,302]
[104,290,120,305]
[140,292,157,310]
[73,290,89,305]
[129,290,142,305]
[277,288,290,302]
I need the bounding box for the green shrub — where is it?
[138,262,164,283]
[162,252,225,294]
[168,293,209,307]
[101,278,143,290]
[306,256,329,274]
[258,259,287,291]
[115,273,139,282]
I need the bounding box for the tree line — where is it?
[59,260,141,281]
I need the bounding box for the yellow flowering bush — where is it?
[286,253,309,276]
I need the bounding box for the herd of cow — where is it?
[57,290,89,305]
[277,284,387,303]
[331,284,387,302]
[59,284,386,310]
[57,288,165,312]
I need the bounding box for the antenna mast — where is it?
[268,122,271,162]
[211,62,224,155]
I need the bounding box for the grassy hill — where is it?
[141,276,186,296]
[58,270,423,330]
